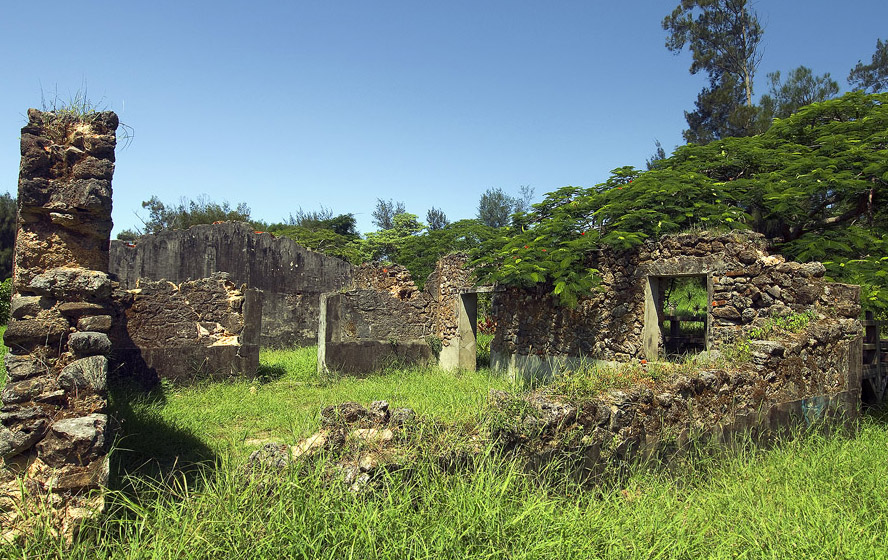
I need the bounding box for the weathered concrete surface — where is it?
[110,273,261,383]
[318,257,476,375]
[110,222,352,347]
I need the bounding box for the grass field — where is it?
[4,342,888,558]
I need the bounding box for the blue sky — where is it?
[1,1,886,236]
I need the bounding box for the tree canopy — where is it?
[118,194,252,239]
[476,92,888,314]
[848,38,888,93]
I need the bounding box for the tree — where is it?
[266,209,363,263]
[848,38,888,93]
[371,199,406,230]
[476,92,888,312]
[397,219,498,287]
[0,193,17,280]
[121,194,252,238]
[663,0,763,142]
[756,66,839,129]
[426,207,449,231]
[645,140,667,170]
[364,213,424,262]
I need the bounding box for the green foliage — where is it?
[476,186,534,228]
[477,92,888,311]
[0,192,16,280]
[747,310,817,340]
[756,66,839,129]
[396,219,498,288]
[121,194,253,238]
[425,207,449,231]
[0,278,11,326]
[266,212,365,264]
[848,37,888,93]
[371,198,406,230]
[364,212,424,263]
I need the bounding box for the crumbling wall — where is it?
[110,223,353,347]
[492,231,860,375]
[109,273,261,383]
[489,318,861,476]
[1,109,118,538]
[319,264,435,374]
[318,257,475,374]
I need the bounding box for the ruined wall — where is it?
[490,318,862,474]
[319,264,435,374]
[110,273,261,383]
[318,257,475,374]
[492,231,860,374]
[1,109,118,537]
[110,223,353,347]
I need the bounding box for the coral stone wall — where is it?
[318,256,475,374]
[492,231,860,372]
[110,273,261,383]
[110,223,354,347]
[1,109,118,537]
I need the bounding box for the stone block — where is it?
[36,414,107,468]
[68,332,112,357]
[1,375,58,404]
[58,355,108,393]
[27,268,111,300]
[2,316,69,349]
[4,354,49,382]
[9,295,53,320]
[76,314,112,332]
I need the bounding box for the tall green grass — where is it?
[13,412,888,559]
[5,344,888,558]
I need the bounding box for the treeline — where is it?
[113,187,532,288]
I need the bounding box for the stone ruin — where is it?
[110,222,352,348]
[482,231,862,467]
[318,254,476,374]
[490,231,860,374]
[0,110,261,539]
[0,109,869,538]
[1,109,119,538]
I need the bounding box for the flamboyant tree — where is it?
[476,92,888,314]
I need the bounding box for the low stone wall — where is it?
[110,222,353,347]
[1,109,119,539]
[490,317,862,473]
[491,231,861,378]
[110,273,261,383]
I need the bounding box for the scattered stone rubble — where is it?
[247,400,422,492]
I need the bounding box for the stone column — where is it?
[1,109,117,540]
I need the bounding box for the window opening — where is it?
[659,275,708,359]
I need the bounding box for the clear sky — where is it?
[1,1,885,236]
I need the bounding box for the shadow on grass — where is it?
[107,381,217,493]
[255,362,287,383]
[863,399,888,426]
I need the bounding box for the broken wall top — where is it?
[110,222,354,293]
